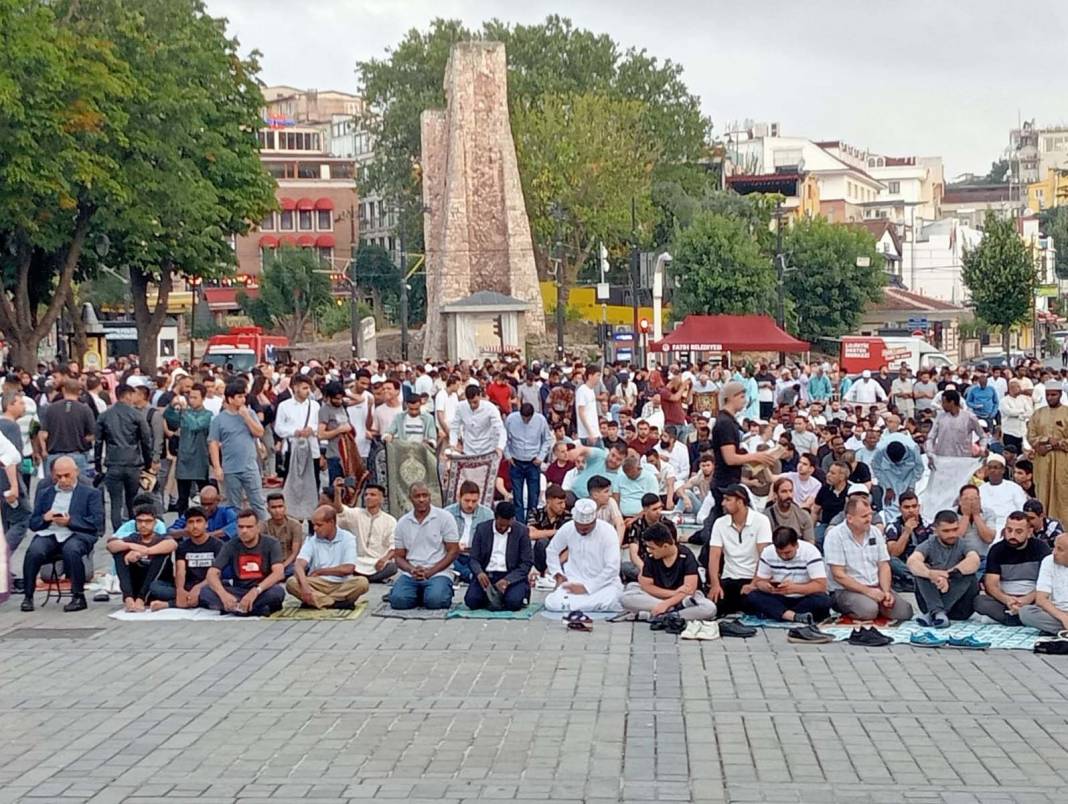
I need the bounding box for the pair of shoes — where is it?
[534,575,557,592]
[717,620,757,638]
[650,613,686,634]
[332,600,356,611]
[849,626,893,647]
[909,630,948,648]
[793,612,815,626]
[787,625,835,644]
[63,595,87,613]
[20,597,34,612]
[947,635,989,650]
[680,621,720,641]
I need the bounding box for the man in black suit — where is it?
[21,456,105,612]
[465,501,534,611]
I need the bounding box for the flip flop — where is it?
[565,611,592,623]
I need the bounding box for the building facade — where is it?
[329,114,397,254]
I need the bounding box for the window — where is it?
[260,248,273,270]
[298,210,313,230]
[318,247,333,265]
[888,181,900,194]
[297,162,319,179]
[317,210,332,230]
[257,131,275,150]
[332,162,355,179]
[260,212,275,231]
[280,210,294,230]
[264,162,286,179]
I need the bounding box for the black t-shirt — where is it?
[849,462,872,484]
[642,548,699,591]
[815,484,847,525]
[711,411,742,488]
[177,535,224,589]
[41,398,95,453]
[985,538,1050,589]
[213,535,283,585]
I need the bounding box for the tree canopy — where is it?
[239,247,331,342]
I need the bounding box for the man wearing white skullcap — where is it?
[544,498,623,612]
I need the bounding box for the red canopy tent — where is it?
[650,314,809,353]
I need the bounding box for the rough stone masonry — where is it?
[421,41,546,359]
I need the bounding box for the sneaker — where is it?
[718,620,757,638]
[12,577,24,594]
[662,614,687,635]
[696,621,720,640]
[909,630,948,648]
[932,612,951,629]
[848,626,892,647]
[92,590,110,603]
[333,600,356,610]
[787,625,835,644]
[534,575,557,592]
[20,597,34,612]
[793,612,815,626]
[947,635,990,650]
[917,610,950,629]
[680,621,703,640]
[862,626,893,646]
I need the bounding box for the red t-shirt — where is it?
[659,388,686,426]
[544,460,574,486]
[486,381,513,415]
[628,436,658,456]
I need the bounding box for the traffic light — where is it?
[492,315,503,339]
[639,318,650,334]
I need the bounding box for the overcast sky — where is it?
[207,0,1068,178]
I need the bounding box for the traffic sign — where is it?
[613,331,634,341]
[907,317,929,328]
[615,348,632,360]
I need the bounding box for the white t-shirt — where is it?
[434,389,458,433]
[756,541,826,597]
[575,384,598,440]
[1036,555,1068,611]
[347,392,372,457]
[708,510,773,580]
[204,396,223,415]
[979,480,1029,535]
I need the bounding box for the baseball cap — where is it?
[721,484,749,504]
[572,498,597,525]
[1023,499,1044,514]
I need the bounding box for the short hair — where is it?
[290,374,311,387]
[266,492,285,504]
[958,483,979,497]
[115,383,134,398]
[236,508,258,522]
[0,391,20,412]
[641,492,660,508]
[845,496,871,515]
[519,402,534,418]
[464,384,481,401]
[224,380,247,400]
[586,475,612,493]
[190,382,206,396]
[898,490,919,506]
[62,378,81,395]
[1006,510,1028,525]
[585,363,601,377]
[772,476,794,494]
[886,440,907,462]
[1015,458,1033,473]
[622,455,640,471]
[943,389,961,406]
[772,526,799,550]
[798,452,817,468]
[545,483,566,500]
[494,501,516,520]
[830,460,851,475]
[641,522,675,546]
[132,504,157,519]
[323,381,344,397]
[933,509,959,527]
[459,480,480,497]
[185,506,207,521]
[699,451,715,464]
[364,483,386,495]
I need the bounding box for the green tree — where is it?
[781,218,885,342]
[514,93,660,301]
[961,211,1038,359]
[77,0,275,372]
[668,212,775,317]
[975,158,1010,185]
[238,247,331,341]
[0,0,133,368]
[354,244,400,327]
[1038,206,1068,279]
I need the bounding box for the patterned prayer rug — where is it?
[367,440,443,516]
[441,450,499,507]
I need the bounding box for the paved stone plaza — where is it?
[1,595,1068,804]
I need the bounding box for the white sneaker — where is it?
[534,575,557,592]
[696,621,720,641]
[679,621,703,640]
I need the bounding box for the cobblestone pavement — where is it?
[2,591,1068,804]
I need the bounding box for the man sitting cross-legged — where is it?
[526,483,571,588]
[200,509,286,616]
[744,525,832,624]
[974,510,1050,625]
[1018,532,1068,635]
[465,501,533,612]
[106,504,177,612]
[334,479,397,583]
[620,522,717,620]
[545,498,623,612]
[285,505,369,610]
[390,482,460,610]
[149,506,223,610]
[907,509,981,627]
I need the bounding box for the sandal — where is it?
[567,621,593,632]
[565,611,592,623]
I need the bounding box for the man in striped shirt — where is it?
[743,525,831,624]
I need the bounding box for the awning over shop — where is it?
[650,315,809,353]
[315,197,334,210]
[279,197,297,210]
[315,234,336,248]
[295,197,315,211]
[296,234,316,247]
[258,235,279,248]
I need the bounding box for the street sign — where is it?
[596,282,610,301]
[613,332,634,341]
[615,348,632,360]
[907,317,929,328]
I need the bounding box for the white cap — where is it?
[572,498,597,525]
[861,370,872,379]
[986,453,1006,466]
[847,483,870,495]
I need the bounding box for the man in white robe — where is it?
[545,499,622,612]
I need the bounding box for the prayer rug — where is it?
[367,440,443,516]
[445,602,544,620]
[270,601,367,621]
[371,602,449,620]
[441,450,499,507]
[107,609,252,622]
[537,610,621,621]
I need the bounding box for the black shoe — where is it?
[848,626,891,647]
[20,597,34,612]
[793,612,815,626]
[63,595,87,613]
[649,613,671,631]
[12,577,24,594]
[787,625,835,644]
[718,620,757,638]
[862,626,893,646]
[662,614,687,635]
[333,600,356,610]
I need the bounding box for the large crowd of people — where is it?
[4,353,1068,646]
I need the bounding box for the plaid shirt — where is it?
[884,515,933,561]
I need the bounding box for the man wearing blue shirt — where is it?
[285,506,367,610]
[964,372,999,422]
[168,484,237,541]
[564,443,626,501]
[503,402,553,521]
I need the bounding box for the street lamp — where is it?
[187,276,202,364]
[334,204,360,357]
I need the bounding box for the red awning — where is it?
[202,286,259,311]
[650,315,809,353]
[295,197,315,211]
[258,235,279,248]
[315,197,334,211]
[279,197,297,211]
[316,234,336,248]
[296,234,316,247]
[278,235,297,246]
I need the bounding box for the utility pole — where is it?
[630,198,641,367]
[774,202,786,365]
[348,202,359,357]
[551,203,565,359]
[397,205,409,361]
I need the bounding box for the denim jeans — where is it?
[452,554,474,583]
[105,464,141,531]
[326,457,344,485]
[2,498,30,552]
[222,469,267,520]
[389,573,454,610]
[673,488,703,514]
[509,460,541,522]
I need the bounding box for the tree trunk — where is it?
[65,292,88,365]
[130,263,174,375]
[0,211,91,370]
[1002,325,1011,364]
[370,287,384,329]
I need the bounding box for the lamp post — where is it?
[188,276,201,365]
[550,202,566,359]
